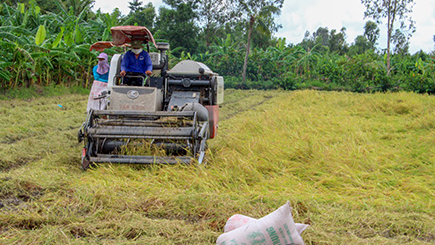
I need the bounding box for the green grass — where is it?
[1,89,435,244]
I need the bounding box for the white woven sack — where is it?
[223,214,257,233]
[86,80,108,113]
[217,202,305,245]
[224,214,309,235]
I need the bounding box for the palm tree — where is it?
[236,0,283,84]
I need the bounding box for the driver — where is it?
[120,40,153,86]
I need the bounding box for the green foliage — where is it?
[364,20,379,49]
[0,1,105,89]
[155,2,199,57]
[124,2,156,28]
[392,29,410,55]
[0,1,434,94]
[398,57,435,93]
[349,35,372,55]
[299,27,348,54]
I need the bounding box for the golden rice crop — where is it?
[0,89,434,244]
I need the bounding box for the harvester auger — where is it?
[78,26,224,169]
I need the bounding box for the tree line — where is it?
[1,0,434,93]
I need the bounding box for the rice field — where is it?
[0,89,434,244]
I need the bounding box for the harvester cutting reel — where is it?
[77,107,209,170]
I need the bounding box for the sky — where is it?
[93,0,435,54]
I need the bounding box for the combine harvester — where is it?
[78,26,224,169]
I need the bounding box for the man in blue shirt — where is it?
[120,40,153,86]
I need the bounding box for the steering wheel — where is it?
[116,74,150,86]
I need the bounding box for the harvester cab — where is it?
[78,26,224,169]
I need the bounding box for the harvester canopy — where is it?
[89,26,156,51]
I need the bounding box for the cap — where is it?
[97,52,108,59]
[131,40,144,48]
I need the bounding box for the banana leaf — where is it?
[35,25,46,45]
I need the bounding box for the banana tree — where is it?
[208,34,244,76]
[294,45,321,76]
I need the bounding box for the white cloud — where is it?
[93,0,163,15]
[275,0,435,53]
[409,0,435,52]
[276,0,366,46]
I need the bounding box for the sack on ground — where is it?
[217,202,306,245]
[224,214,309,235]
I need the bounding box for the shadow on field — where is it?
[0,158,36,172]
[0,178,45,211]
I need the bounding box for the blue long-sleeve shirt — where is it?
[121,50,153,74]
[93,65,109,82]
